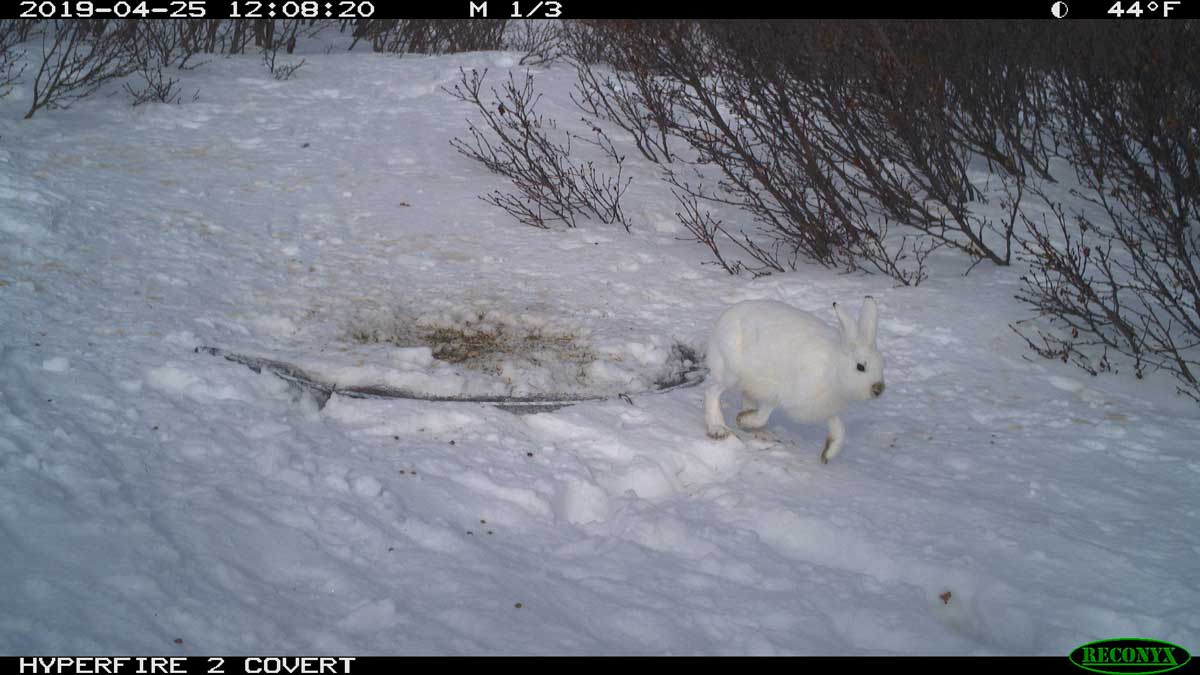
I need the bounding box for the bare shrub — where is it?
[1013,22,1200,402]
[224,20,255,55]
[557,20,630,67]
[565,21,679,165]
[705,22,1038,275]
[447,67,633,232]
[671,189,762,277]
[353,19,507,54]
[1,20,31,99]
[927,22,1056,183]
[1,18,40,44]
[260,19,304,78]
[122,61,186,106]
[24,20,137,119]
[121,21,208,106]
[505,20,565,67]
[575,21,932,283]
[270,58,305,81]
[844,22,1055,270]
[129,20,205,70]
[135,19,251,57]
[571,21,1059,285]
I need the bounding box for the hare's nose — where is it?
[872,382,885,397]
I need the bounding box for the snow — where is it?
[1,34,1198,657]
[40,357,69,372]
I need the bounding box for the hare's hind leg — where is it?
[736,393,775,431]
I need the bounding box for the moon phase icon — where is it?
[1051,1,1069,17]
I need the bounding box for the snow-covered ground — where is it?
[1,34,1198,655]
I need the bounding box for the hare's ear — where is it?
[833,301,858,343]
[858,296,879,345]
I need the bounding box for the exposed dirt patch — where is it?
[347,308,596,383]
[339,304,704,400]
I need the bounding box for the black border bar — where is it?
[6,0,1199,20]
[3,656,1166,675]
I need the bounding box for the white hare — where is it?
[704,297,885,463]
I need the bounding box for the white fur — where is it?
[704,297,885,463]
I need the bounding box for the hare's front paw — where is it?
[819,419,845,464]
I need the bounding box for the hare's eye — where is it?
[856,363,866,372]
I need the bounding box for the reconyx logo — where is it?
[1070,638,1192,675]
